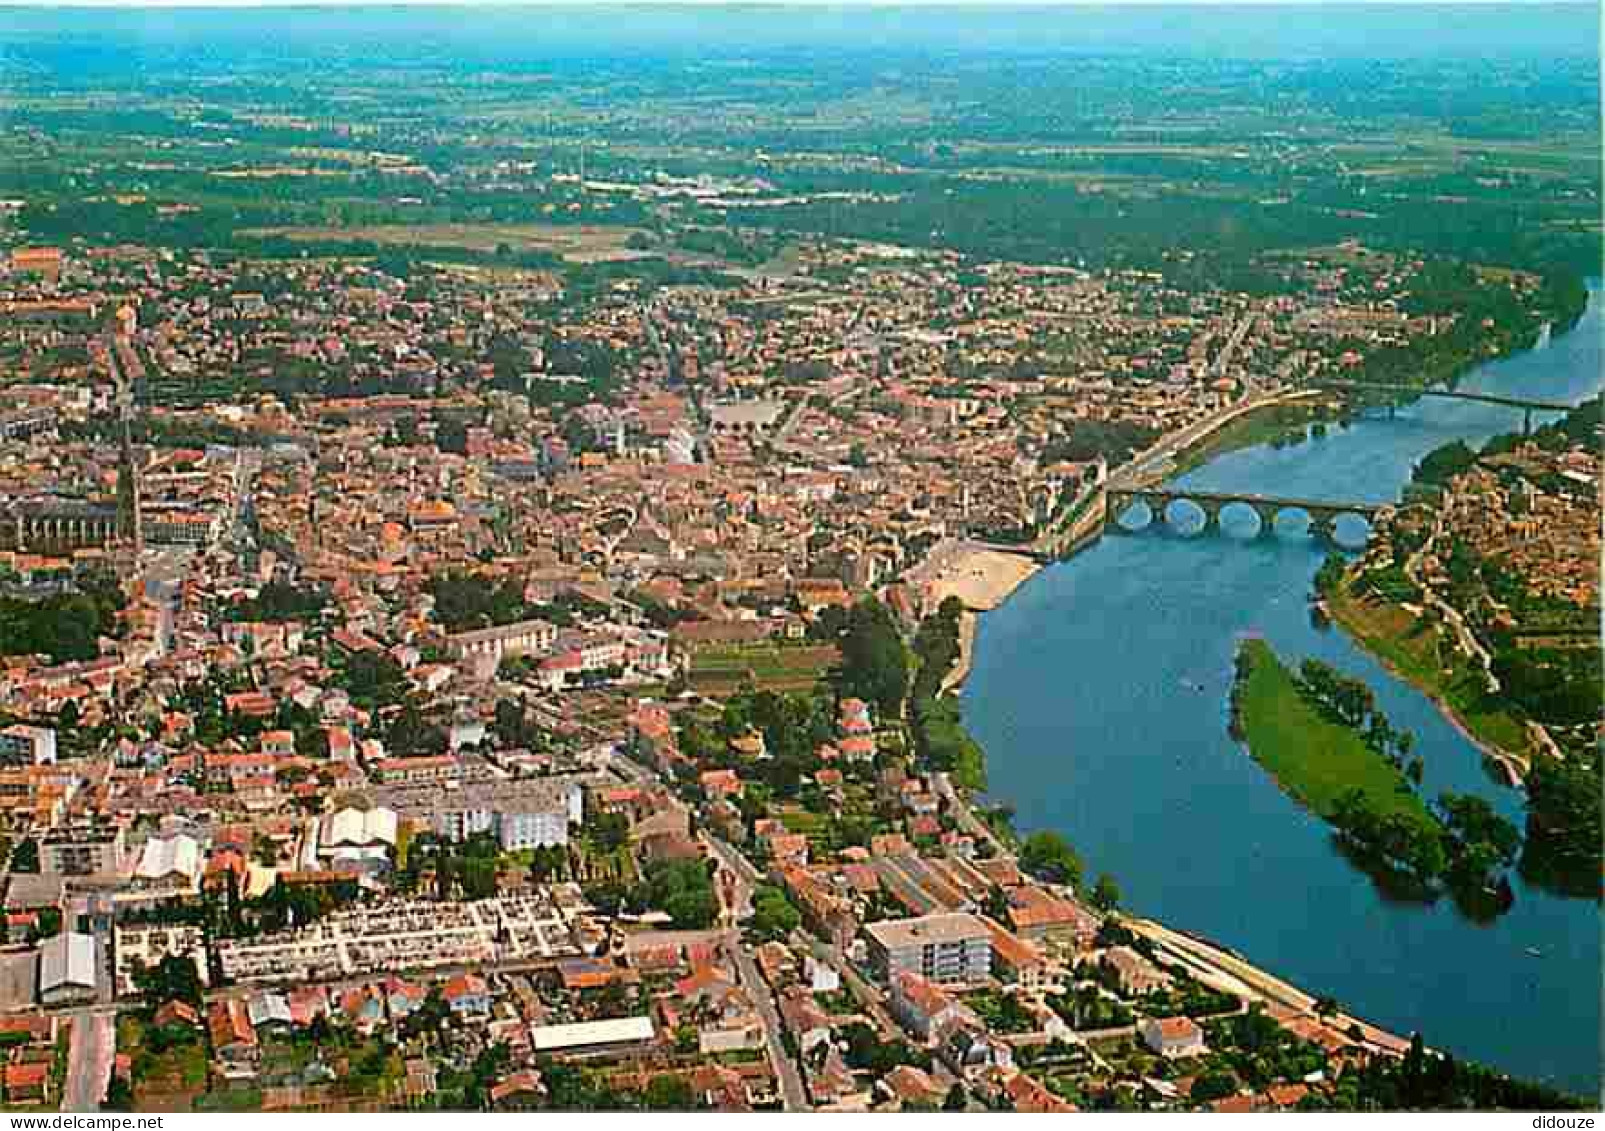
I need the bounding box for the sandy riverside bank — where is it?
[909,541,1040,696]
[940,611,980,696]
[923,543,1041,612]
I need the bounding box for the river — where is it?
[963,283,1603,1096]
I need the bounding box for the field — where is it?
[238,223,650,263]
[776,783,888,852]
[1235,638,1434,831]
[686,641,837,697]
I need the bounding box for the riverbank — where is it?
[1168,398,1336,479]
[1322,575,1532,786]
[939,609,978,696]
[960,281,1604,1097]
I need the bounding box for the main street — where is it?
[705,840,807,1110]
[62,1008,116,1113]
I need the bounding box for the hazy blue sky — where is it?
[3,0,1591,6]
[1,1,1591,63]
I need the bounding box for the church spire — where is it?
[115,412,143,555]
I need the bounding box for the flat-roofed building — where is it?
[377,776,586,851]
[39,824,125,877]
[529,1015,655,1057]
[446,617,558,666]
[864,912,992,985]
[39,932,97,1007]
[0,951,39,1013]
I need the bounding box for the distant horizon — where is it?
[0,0,1593,7]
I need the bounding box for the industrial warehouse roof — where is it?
[529,1015,654,1052]
[321,806,398,849]
[39,932,96,993]
[135,834,201,884]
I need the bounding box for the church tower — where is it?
[115,415,143,555]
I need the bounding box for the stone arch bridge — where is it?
[1106,487,1384,542]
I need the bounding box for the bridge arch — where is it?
[1108,492,1157,533]
[1105,487,1379,546]
[1159,495,1211,537]
[1216,498,1271,538]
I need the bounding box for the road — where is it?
[725,929,808,1110]
[1212,313,1258,378]
[62,1009,115,1112]
[1029,388,1325,555]
[704,835,758,924]
[932,772,1008,859]
[700,836,806,1110]
[1404,513,1499,691]
[1114,388,1324,489]
[1128,918,1411,1056]
[797,935,898,1038]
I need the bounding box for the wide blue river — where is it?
[964,284,1603,1096]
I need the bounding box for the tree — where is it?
[1192,1071,1239,1102]
[1019,831,1083,890]
[644,1074,696,1111]
[837,597,909,719]
[341,649,407,707]
[1437,793,1520,866]
[585,810,631,854]
[131,955,204,1007]
[944,1083,969,1111]
[1091,873,1121,912]
[251,833,279,867]
[642,859,718,929]
[103,1074,135,1111]
[28,907,62,943]
[750,886,801,941]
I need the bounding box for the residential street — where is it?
[725,930,808,1111]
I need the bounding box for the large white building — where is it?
[407,778,585,851]
[318,807,398,874]
[39,932,97,1007]
[864,913,993,986]
[530,1015,654,1056]
[133,834,202,891]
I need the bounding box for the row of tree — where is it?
[1294,658,1420,779]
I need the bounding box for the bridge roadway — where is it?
[1314,379,1573,415]
[1107,485,1384,540]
